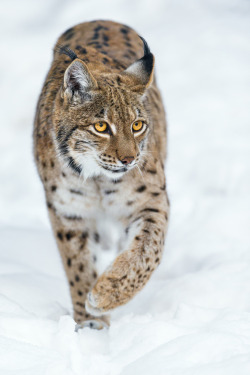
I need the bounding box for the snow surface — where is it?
[0,0,250,374]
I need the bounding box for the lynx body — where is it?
[34,20,169,329]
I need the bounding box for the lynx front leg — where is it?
[48,208,109,329]
[86,197,169,316]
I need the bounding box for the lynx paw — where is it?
[85,292,104,316]
[75,316,110,331]
[85,276,130,316]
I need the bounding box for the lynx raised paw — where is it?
[85,267,141,316]
[85,291,105,316]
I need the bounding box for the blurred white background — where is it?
[0,1,250,374]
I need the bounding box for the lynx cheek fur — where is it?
[33,20,169,329]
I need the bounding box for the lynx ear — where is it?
[64,58,98,102]
[124,36,155,88]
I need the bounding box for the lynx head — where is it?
[53,38,154,179]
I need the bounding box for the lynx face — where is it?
[53,45,154,179]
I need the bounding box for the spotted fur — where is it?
[33,20,169,329]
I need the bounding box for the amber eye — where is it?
[94,122,108,132]
[132,120,144,132]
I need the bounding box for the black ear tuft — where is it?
[54,44,78,61]
[124,36,155,88]
[139,36,151,56]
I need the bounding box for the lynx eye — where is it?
[132,120,143,132]
[94,122,108,132]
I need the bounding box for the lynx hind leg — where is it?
[49,210,110,329]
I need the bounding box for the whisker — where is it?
[135,164,145,183]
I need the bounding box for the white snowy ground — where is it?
[0,0,250,374]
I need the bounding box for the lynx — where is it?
[33,20,169,329]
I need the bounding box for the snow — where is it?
[0,0,250,374]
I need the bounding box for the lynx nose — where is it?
[120,156,135,165]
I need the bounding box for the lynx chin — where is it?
[33,20,169,330]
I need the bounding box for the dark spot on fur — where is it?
[127,200,134,206]
[112,179,122,184]
[105,190,117,195]
[88,41,102,48]
[50,160,54,168]
[57,232,63,241]
[137,185,146,193]
[135,236,140,241]
[120,27,129,34]
[69,189,83,195]
[147,169,157,174]
[66,231,75,241]
[155,258,160,263]
[67,258,71,267]
[77,290,83,296]
[128,49,137,56]
[76,301,84,307]
[93,271,97,279]
[94,25,102,32]
[47,202,53,209]
[141,208,159,213]
[63,215,82,221]
[92,31,99,40]
[75,45,87,54]
[146,218,156,224]
[51,185,57,192]
[151,192,160,197]
[75,311,83,316]
[143,229,150,233]
[79,263,84,272]
[63,27,75,41]
[75,275,80,282]
[81,231,88,240]
[70,281,74,287]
